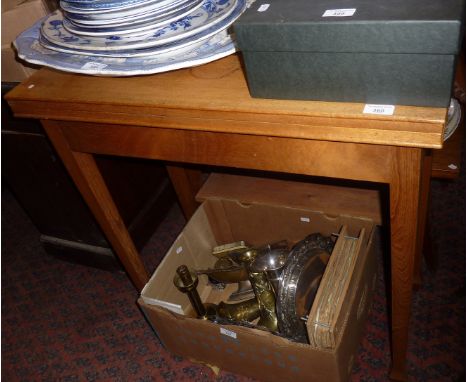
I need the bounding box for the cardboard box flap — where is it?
[197,173,381,224]
[234,0,464,54]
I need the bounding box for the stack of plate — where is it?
[13,0,248,76]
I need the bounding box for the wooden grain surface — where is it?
[6,54,446,148]
[388,147,422,381]
[431,118,464,179]
[5,53,449,381]
[166,165,202,220]
[57,120,394,183]
[42,120,149,290]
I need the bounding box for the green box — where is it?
[234,0,464,107]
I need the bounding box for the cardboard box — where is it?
[2,0,21,13]
[2,0,56,14]
[2,0,49,82]
[234,0,464,107]
[139,187,377,381]
[2,0,49,46]
[2,44,38,82]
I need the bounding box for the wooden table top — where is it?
[6,54,447,148]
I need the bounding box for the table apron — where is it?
[51,120,397,184]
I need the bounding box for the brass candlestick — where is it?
[173,265,217,319]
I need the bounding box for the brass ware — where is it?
[250,246,289,294]
[214,257,234,269]
[231,248,278,333]
[212,258,254,300]
[233,249,257,264]
[197,257,254,301]
[173,265,217,320]
[248,270,278,332]
[227,280,255,301]
[173,265,259,325]
[212,241,249,259]
[196,256,249,283]
[256,240,290,254]
[196,266,249,283]
[216,298,260,322]
[174,240,293,333]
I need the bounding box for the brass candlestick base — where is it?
[174,265,217,320]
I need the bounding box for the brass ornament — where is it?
[173,234,334,343]
[216,298,261,322]
[173,265,217,320]
[248,270,278,332]
[212,241,249,258]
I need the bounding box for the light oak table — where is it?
[6,54,448,381]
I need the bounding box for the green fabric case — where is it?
[234,0,464,107]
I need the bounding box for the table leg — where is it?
[166,165,202,220]
[42,121,149,290]
[413,149,433,288]
[388,147,423,381]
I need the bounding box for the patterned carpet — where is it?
[2,147,465,381]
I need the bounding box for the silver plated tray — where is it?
[276,233,334,343]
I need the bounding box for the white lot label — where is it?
[257,3,270,11]
[300,217,310,222]
[81,62,108,70]
[363,104,395,116]
[220,327,237,339]
[322,8,356,17]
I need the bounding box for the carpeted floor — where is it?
[2,151,465,381]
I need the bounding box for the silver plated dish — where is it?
[276,233,334,343]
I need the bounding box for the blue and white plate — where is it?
[61,0,149,11]
[62,0,203,36]
[60,0,162,12]
[63,0,189,27]
[15,19,237,76]
[41,0,237,51]
[61,0,184,17]
[39,31,210,57]
[64,0,196,27]
[40,0,244,57]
